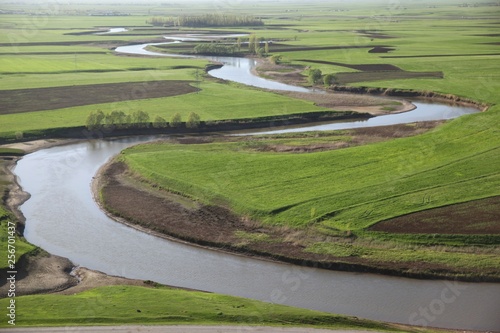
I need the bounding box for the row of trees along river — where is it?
[147,14,263,27]
[86,109,201,130]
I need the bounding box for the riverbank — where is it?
[0,138,155,296]
[95,122,500,283]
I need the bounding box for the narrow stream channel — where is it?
[14,33,500,331]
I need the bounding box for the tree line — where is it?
[193,34,270,57]
[86,110,201,130]
[308,68,337,86]
[147,14,263,27]
[194,42,239,56]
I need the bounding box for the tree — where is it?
[132,110,150,128]
[153,116,168,128]
[86,110,105,130]
[194,42,237,56]
[323,73,336,87]
[308,68,323,85]
[248,34,257,54]
[170,112,182,128]
[270,54,282,64]
[186,112,201,129]
[264,41,269,55]
[236,37,242,51]
[256,47,265,57]
[105,110,127,128]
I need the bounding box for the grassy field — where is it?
[0,286,390,331]
[0,285,403,330]
[0,81,329,139]
[121,110,499,230]
[0,0,499,328]
[108,0,499,279]
[118,110,500,279]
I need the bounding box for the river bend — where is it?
[14,34,499,331]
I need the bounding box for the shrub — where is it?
[153,116,168,128]
[170,113,182,128]
[186,112,201,129]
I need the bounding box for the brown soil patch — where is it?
[267,43,391,53]
[335,71,443,84]
[382,53,500,59]
[56,267,149,295]
[250,122,444,153]
[100,161,265,246]
[0,80,198,115]
[297,59,402,72]
[369,47,396,53]
[281,91,415,115]
[370,196,500,235]
[255,59,441,92]
[0,251,151,296]
[473,33,500,37]
[253,61,307,86]
[0,253,78,296]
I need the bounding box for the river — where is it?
[14,35,500,331]
[16,138,500,331]
[114,39,478,132]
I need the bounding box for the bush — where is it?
[308,68,322,85]
[186,112,201,129]
[270,54,282,64]
[170,113,182,128]
[323,73,336,87]
[153,116,168,129]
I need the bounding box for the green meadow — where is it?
[122,111,499,230]
[0,81,328,138]
[0,285,399,330]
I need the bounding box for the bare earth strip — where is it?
[97,122,493,282]
[0,81,198,115]
[370,196,500,234]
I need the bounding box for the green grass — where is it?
[121,110,499,230]
[0,207,36,269]
[0,285,399,331]
[0,53,207,74]
[0,81,328,138]
[0,148,24,156]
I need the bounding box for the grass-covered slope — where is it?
[0,285,398,330]
[116,109,499,280]
[121,109,499,231]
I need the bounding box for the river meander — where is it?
[14,34,500,331]
[16,138,500,331]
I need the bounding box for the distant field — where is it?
[0,81,198,114]
[0,81,329,139]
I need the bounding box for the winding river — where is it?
[14,34,500,331]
